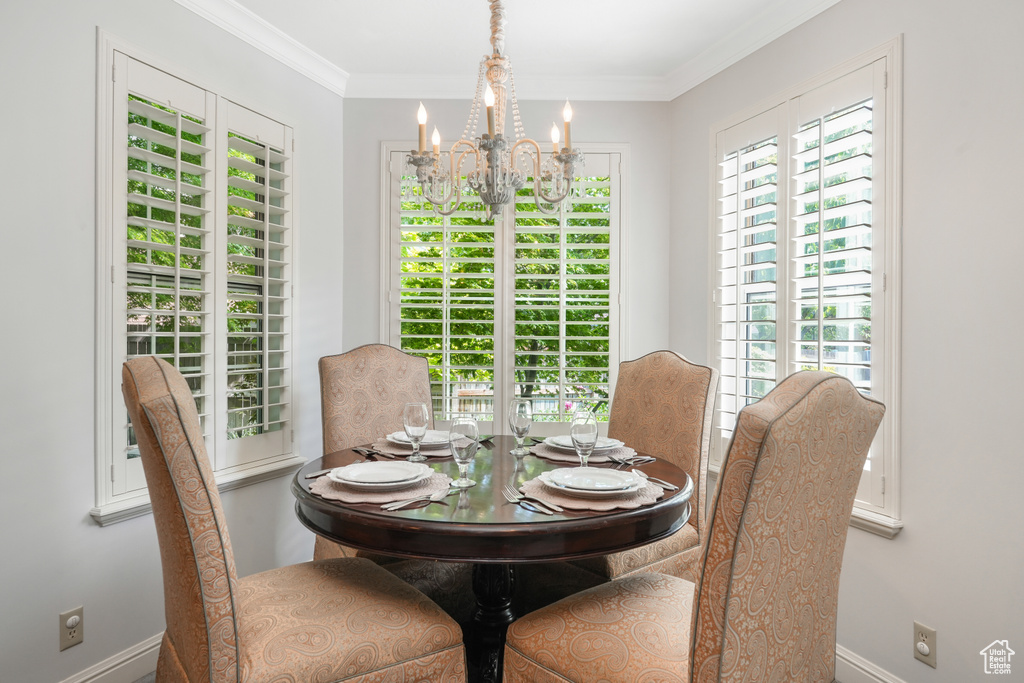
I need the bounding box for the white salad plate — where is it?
[539,468,644,499]
[386,430,451,448]
[543,435,625,453]
[328,461,433,491]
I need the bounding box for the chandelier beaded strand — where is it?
[407,0,583,219]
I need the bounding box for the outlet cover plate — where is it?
[914,620,937,668]
[60,606,84,651]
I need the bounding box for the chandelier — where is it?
[407,0,583,219]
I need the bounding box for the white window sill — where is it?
[90,454,306,526]
[849,506,903,538]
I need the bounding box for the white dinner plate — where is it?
[543,435,625,453]
[328,461,433,491]
[386,430,450,448]
[546,467,643,491]
[539,470,644,499]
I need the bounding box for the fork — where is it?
[607,453,655,468]
[382,488,455,511]
[501,483,558,514]
[354,447,393,459]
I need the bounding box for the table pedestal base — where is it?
[469,564,516,683]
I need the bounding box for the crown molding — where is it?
[344,73,670,101]
[172,0,840,103]
[664,0,843,99]
[171,0,349,97]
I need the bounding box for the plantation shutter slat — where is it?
[121,58,214,494]
[223,107,292,453]
[513,153,617,422]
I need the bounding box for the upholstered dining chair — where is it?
[503,371,885,683]
[123,356,466,682]
[575,350,719,583]
[313,343,474,623]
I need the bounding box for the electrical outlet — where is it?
[60,606,84,651]
[914,621,936,668]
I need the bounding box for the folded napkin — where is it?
[310,472,452,504]
[520,477,662,511]
[528,443,638,464]
[371,439,453,458]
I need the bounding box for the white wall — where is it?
[0,1,343,680]
[668,0,1024,680]
[342,98,672,359]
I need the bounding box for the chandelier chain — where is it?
[489,0,506,56]
[507,58,526,142]
[462,60,487,141]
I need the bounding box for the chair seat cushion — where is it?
[236,558,465,682]
[504,572,695,683]
[573,521,699,580]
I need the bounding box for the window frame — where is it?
[379,141,629,436]
[93,31,304,526]
[706,38,903,537]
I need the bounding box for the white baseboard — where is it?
[64,633,894,683]
[60,633,161,683]
[837,644,908,683]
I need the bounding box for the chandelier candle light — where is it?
[407,0,584,219]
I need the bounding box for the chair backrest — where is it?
[122,357,240,682]
[690,371,884,682]
[607,350,719,538]
[319,344,435,454]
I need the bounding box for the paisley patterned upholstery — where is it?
[504,371,885,683]
[569,351,718,584]
[505,573,695,683]
[314,344,475,625]
[122,356,466,682]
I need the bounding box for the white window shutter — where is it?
[713,107,784,465]
[386,148,621,429]
[221,102,293,467]
[711,55,897,523]
[512,153,618,422]
[392,151,499,424]
[119,55,214,494]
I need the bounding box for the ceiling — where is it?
[186,0,842,100]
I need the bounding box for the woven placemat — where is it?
[309,472,452,504]
[520,477,662,511]
[528,443,637,464]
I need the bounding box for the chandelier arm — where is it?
[509,138,576,207]
[529,182,562,214]
[420,145,480,215]
[509,137,542,172]
[535,180,574,207]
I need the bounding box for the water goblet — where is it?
[402,402,429,462]
[570,410,598,468]
[509,398,533,456]
[448,416,479,488]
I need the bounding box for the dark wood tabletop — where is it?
[291,434,693,683]
[291,435,693,564]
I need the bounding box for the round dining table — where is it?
[291,434,693,683]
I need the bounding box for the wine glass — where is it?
[508,398,533,456]
[570,410,598,468]
[448,415,479,488]
[402,402,429,462]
